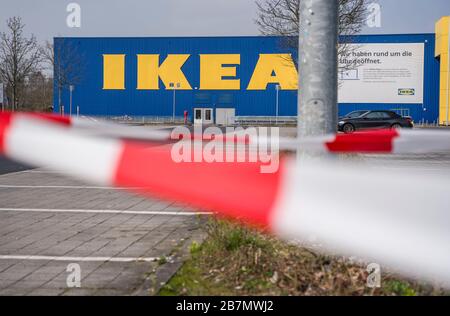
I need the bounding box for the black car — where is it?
[338,110,414,133]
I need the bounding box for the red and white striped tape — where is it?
[1,112,450,285]
[8,112,450,155]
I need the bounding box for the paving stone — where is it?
[0,168,206,296]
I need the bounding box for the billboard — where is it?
[338,43,425,104]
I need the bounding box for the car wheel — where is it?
[391,123,402,129]
[343,123,355,134]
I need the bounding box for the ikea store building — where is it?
[54,17,450,125]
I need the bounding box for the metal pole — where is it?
[69,85,74,117]
[446,20,450,126]
[276,85,280,124]
[172,83,180,123]
[173,87,176,123]
[298,0,339,138]
[58,62,62,115]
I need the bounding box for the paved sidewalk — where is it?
[0,169,207,296]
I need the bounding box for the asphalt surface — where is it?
[0,157,31,176]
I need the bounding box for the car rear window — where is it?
[346,111,368,118]
[366,112,391,119]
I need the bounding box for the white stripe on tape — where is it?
[72,117,171,141]
[271,159,450,285]
[5,117,123,186]
[393,129,450,154]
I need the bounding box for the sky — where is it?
[0,0,449,43]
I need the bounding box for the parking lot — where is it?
[0,164,207,296]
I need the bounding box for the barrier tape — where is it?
[11,112,250,144]
[1,112,450,285]
[5,112,450,155]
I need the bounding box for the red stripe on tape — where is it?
[0,113,13,154]
[1,112,71,127]
[326,129,399,153]
[113,142,283,226]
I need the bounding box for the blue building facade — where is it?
[54,34,440,123]
[338,34,439,123]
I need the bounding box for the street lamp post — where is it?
[170,82,180,123]
[69,85,75,117]
[275,84,280,124]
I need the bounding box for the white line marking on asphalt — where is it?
[0,170,33,177]
[22,170,64,174]
[0,185,137,190]
[0,208,213,216]
[0,255,158,262]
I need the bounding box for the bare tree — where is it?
[0,17,42,111]
[22,71,53,111]
[256,0,369,36]
[255,0,371,70]
[41,39,84,114]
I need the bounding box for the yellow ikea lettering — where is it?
[103,54,125,90]
[200,54,240,90]
[247,54,298,90]
[137,54,192,90]
[103,53,300,91]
